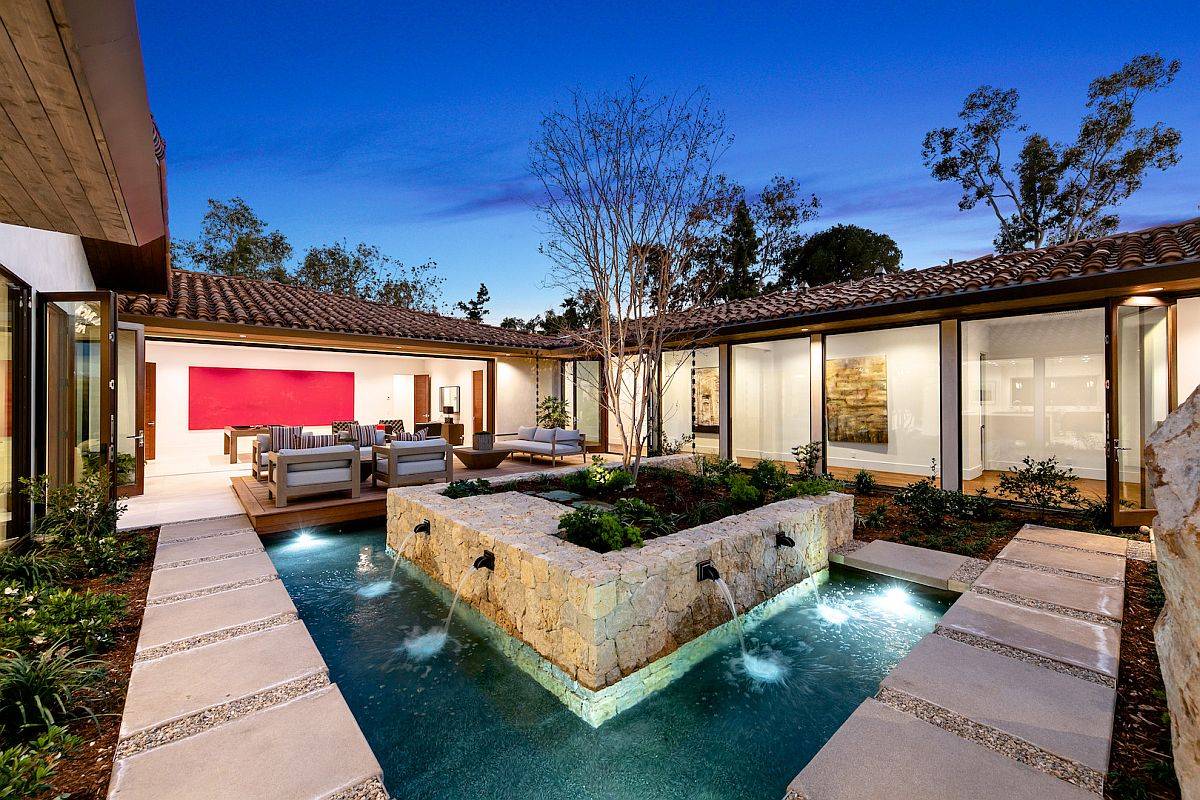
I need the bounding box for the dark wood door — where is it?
[115,322,146,498]
[414,374,431,423]
[472,369,484,433]
[145,362,156,460]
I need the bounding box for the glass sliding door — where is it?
[115,322,146,497]
[39,293,116,490]
[732,337,810,467]
[1111,300,1172,525]
[660,347,720,456]
[0,269,30,540]
[564,359,603,450]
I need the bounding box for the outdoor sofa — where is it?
[371,437,453,488]
[494,426,586,465]
[266,444,360,508]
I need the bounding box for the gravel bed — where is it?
[933,627,1116,688]
[153,547,261,570]
[948,559,988,587]
[831,539,867,557]
[1014,537,1125,560]
[992,556,1123,586]
[134,612,298,662]
[323,776,391,800]
[146,574,278,606]
[1124,540,1153,562]
[970,586,1120,627]
[156,526,257,544]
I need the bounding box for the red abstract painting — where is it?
[188,366,354,430]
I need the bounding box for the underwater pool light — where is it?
[874,586,915,617]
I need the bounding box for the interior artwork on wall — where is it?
[188,366,354,430]
[693,366,719,433]
[826,355,888,444]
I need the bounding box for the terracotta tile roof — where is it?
[663,217,1200,335]
[118,270,559,349]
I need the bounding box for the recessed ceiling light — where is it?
[1146,287,1165,292]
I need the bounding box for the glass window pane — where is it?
[826,325,940,487]
[732,338,810,466]
[0,281,14,538]
[660,347,719,455]
[565,360,602,445]
[45,300,104,486]
[961,309,1106,502]
[1116,305,1169,509]
[115,328,138,488]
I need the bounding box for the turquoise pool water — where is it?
[265,526,949,800]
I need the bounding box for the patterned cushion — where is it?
[299,433,338,449]
[268,425,304,451]
[377,419,405,435]
[391,430,428,442]
[347,423,377,447]
[331,421,358,435]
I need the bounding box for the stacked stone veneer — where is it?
[1146,387,1200,800]
[385,456,853,693]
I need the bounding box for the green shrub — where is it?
[557,506,642,553]
[851,469,877,495]
[442,479,493,499]
[535,396,570,429]
[0,645,103,736]
[748,460,791,496]
[954,489,999,521]
[893,477,957,533]
[0,586,125,654]
[21,474,142,579]
[792,474,842,497]
[612,498,672,539]
[857,503,888,529]
[660,433,695,455]
[691,456,740,488]
[726,474,761,508]
[562,457,634,497]
[1075,497,1111,532]
[0,725,79,796]
[0,551,66,589]
[791,442,822,478]
[996,456,1082,521]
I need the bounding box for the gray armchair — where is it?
[267,444,360,507]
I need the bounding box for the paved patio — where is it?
[788,524,1130,799]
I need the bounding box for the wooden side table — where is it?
[224,426,268,464]
[453,447,508,470]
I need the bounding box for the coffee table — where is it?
[453,447,509,470]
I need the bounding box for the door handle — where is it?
[126,433,144,444]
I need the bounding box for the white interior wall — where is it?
[826,325,941,477]
[1178,296,1200,403]
[960,321,990,479]
[145,340,482,476]
[659,348,719,455]
[732,338,810,462]
[424,358,484,432]
[495,357,537,434]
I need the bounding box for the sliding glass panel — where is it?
[660,347,719,456]
[961,309,1106,501]
[826,325,940,487]
[44,298,109,487]
[566,360,602,447]
[1176,296,1200,403]
[732,337,810,466]
[0,278,21,538]
[1115,305,1170,512]
[115,324,145,496]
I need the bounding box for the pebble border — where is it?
[320,776,390,800]
[875,686,1104,795]
[134,612,299,662]
[831,539,867,558]
[934,627,1115,688]
[115,671,330,758]
[992,556,1123,586]
[1014,536,1125,560]
[970,586,1120,627]
[153,548,261,571]
[146,574,278,606]
[156,526,258,545]
[948,559,988,587]
[1125,540,1153,562]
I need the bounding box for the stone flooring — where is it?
[788,524,1129,799]
[109,514,386,800]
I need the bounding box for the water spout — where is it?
[775,531,795,548]
[473,550,495,571]
[696,560,720,582]
[402,563,478,660]
[712,576,746,655]
[388,520,432,583]
[711,573,789,684]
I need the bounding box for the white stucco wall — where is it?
[1178,296,1200,404]
[145,339,485,476]
[732,338,810,462]
[0,222,94,292]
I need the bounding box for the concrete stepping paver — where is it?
[786,699,1097,800]
[137,580,296,654]
[996,539,1126,583]
[974,561,1124,620]
[938,591,1119,679]
[881,632,1115,772]
[146,551,278,601]
[157,514,253,543]
[122,621,327,738]
[840,539,973,590]
[1016,525,1129,557]
[154,531,263,565]
[109,685,382,800]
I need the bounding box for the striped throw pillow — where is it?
[299,433,338,449]
[347,423,376,447]
[268,425,304,451]
[391,430,428,442]
[378,419,405,435]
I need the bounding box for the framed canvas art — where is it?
[825,356,888,444]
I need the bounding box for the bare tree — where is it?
[531,79,729,478]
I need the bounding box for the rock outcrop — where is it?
[1145,387,1200,800]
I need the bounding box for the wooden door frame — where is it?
[145,361,156,460]
[116,322,145,497]
[36,292,117,496]
[414,374,431,423]
[1105,296,1176,527]
[0,264,31,540]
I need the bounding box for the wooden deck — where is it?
[232,453,589,534]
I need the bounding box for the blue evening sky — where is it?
[137,1,1200,320]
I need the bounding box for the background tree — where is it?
[923,53,1182,252]
[532,79,728,477]
[373,261,444,313]
[294,240,444,311]
[455,284,491,322]
[170,197,292,280]
[775,224,902,288]
[500,292,600,335]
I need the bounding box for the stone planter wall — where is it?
[385,456,853,694]
[1146,387,1200,800]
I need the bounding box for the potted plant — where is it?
[536,396,571,430]
[473,430,495,450]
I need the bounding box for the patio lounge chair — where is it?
[371,438,453,488]
[494,427,586,465]
[251,425,308,481]
[267,444,360,507]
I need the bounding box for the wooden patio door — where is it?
[414,374,431,423]
[472,369,484,433]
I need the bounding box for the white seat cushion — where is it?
[495,440,556,454]
[517,426,536,441]
[533,427,555,443]
[277,445,356,472]
[286,467,352,486]
[375,457,447,476]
